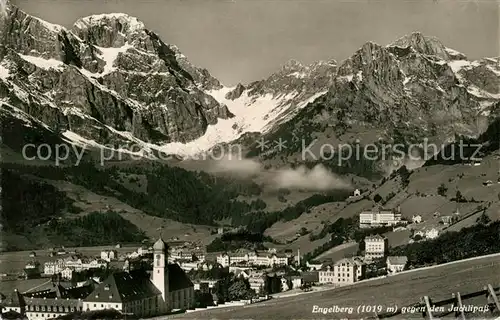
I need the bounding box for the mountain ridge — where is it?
[1,3,499,166]
[0,2,232,157]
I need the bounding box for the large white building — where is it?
[332,258,365,286]
[318,258,365,285]
[44,257,107,275]
[359,209,402,228]
[364,235,388,260]
[216,250,289,267]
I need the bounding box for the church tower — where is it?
[152,238,169,311]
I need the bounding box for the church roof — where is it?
[153,238,167,252]
[387,256,408,265]
[1,310,27,320]
[23,283,94,300]
[84,271,161,303]
[2,290,25,308]
[167,264,194,292]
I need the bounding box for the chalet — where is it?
[425,228,439,239]
[441,216,453,225]
[100,250,117,262]
[23,268,41,280]
[306,261,323,271]
[60,267,74,280]
[386,256,408,274]
[411,215,422,224]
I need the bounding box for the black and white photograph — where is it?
[0,0,499,319]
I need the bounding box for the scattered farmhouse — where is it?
[411,215,422,224]
[306,261,323,271]
[425,228,439,240]
[441,216,453,226]
[100,250,117,262]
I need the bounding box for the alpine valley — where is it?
[1,0,499,254]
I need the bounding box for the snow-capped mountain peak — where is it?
[1,4,498,163]
[74,13,145,31]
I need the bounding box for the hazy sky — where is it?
[13,0,500,86]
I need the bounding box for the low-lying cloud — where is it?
[272,164,350,190]
[208,156,262,178]
[208,156,350,191]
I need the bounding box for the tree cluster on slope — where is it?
[389,221,500,268]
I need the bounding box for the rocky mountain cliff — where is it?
[249,32,499,171]
[1,1,499,166]
[0,2,232,155]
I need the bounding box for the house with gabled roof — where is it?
[386,256,408,274]
[2,289,25,314]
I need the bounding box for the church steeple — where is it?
[152,237,169,312]
[153,237,167,252]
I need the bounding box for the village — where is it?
[1,192,457,320]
